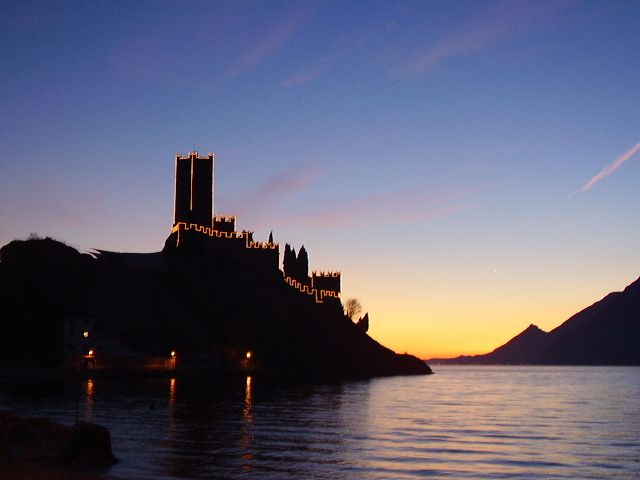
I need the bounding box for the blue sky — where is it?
[1,0,639,357]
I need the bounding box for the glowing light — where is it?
[88,349,94,356]
[170,350,176,358]
[246,351,252,359]
[83,331,89,338]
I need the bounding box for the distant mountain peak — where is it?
[428,276,640,365]
[525,324,544,332]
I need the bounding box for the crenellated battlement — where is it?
[213,215,236,233]
[311,271,341,296]
[285,275,340,303]
[176,151,213,161]
[214,215,236,222]
[172,222,278,250]
[312,271,341,278]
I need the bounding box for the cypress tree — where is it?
[283,244,296,278]
[297,245,309,284]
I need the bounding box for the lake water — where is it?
[1,366,639,479]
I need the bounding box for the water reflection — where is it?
[9,368,637,479]
[241,375,254,469]
[167,377,177,442]
[85,378,94,421]
[243,375,253,421]
[168,377,176,408]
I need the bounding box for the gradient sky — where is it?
[2,0,639,358]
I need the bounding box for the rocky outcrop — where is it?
[0,411,116,468]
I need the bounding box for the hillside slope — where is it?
[429,277,640,365]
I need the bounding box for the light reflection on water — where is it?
[1,366,639,479]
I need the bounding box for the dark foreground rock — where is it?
[0,411,116,469]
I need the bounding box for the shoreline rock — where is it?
[0,411,116,472]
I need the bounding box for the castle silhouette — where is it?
[165,151,341,303]
[0,150,431,377]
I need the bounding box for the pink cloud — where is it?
[282,42,363,87]
[218,163,323,221]
[225,3,318,80]
[391,0,573,79]
[579,141,640,193]
[110,3,318,85]
[282,64,327,87]
[277,179,509,228]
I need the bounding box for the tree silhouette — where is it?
[344,297,362,320]
[357,312,369,332]
[297,245,309,283]
[283,244,296,278]
[268,231,273,244]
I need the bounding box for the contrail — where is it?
[579,141,640,193]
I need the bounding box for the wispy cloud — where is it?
[110,2,318,86]
[282,39,364,87]
[225,3,318,80]
[218,164,323,223]
[391,0,573,79]
[282,57,334,87]
[279,179,509,228]
[577,141,640,193]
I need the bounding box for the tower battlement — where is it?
[311,271,341,295]
[312,271,340,278]
[213,215,236,233]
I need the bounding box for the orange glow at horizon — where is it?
[340,260,636,360]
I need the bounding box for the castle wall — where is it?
[168,222,279,272]
[285,276,341,303]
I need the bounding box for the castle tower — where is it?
[173,151,214,228]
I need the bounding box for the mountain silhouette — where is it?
[429,276,640,365]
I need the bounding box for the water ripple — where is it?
[1,366,639,479]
